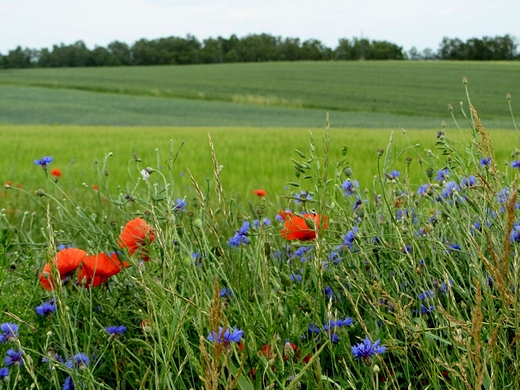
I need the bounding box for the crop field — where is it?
[1,61,520,128]
[2,62,520,389]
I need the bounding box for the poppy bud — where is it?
[377,149,384,158]
[193,219,203,229]
[343,166,352,177]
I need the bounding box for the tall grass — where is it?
[1,91,520,388]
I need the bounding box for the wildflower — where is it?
[324,286,336,300]
[510,223,520,243]
[173,198,187,212]
[4,349,23,366]
[324,317,354,331]
[279,211,328,241]
[34,156,53,168]
[289,273,302,283]
[460,175,476,187]
[307,323,321,334]
[480,157,491,166]
[35,300,56,317]
[253,189,266,197]
[62,377,74,390]
[418,290,434,301]
[341,179,359,196]
[295,191,312,204]
[386,170,400,181]
[77,252,128,288]
[39,248,87,290]
[118,218,156,261]
[207,326,243,345]
[105,325,127,337]
[51,168,62,178]
[341,227,358,250]
[294,245,313,262]
[417,184,430,196]
[92,184,99,191]
[418,304,435,315]
[229,221,250,247]
[351,338,386,361]
[0,367,8,381]
[219,288,233,298]
[329,251,342,265]
[440,181,459,199]
[140,168,153,180]
[329,333,340,343]
[435,168,449,181]
[0,324,18,343]
[284,340,296,359]
[67,353,90,369]
[511,160,520,169]
[253,218,271,228]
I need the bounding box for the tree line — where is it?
[0,33,517,69]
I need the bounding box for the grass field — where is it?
[1,61,520,128]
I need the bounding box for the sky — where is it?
[1,0,519,54]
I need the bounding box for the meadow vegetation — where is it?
[1,62,520,389]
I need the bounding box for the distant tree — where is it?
[335,39,355,60]
[3,46,34,68]
[300,39,332,60]
[408,46,421,60]
[107,41,132,65]
[281,37,302,61]
[201,37,224,63]
[366,40,404,59]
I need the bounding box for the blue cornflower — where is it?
[34,156,53,167]
[105,325,126,337]
[207,326,243,345]
[67,353,90,369]
[329,333,340,343]
[307,323,321,334]
[289,273,302,283]
[0,367,8,381]
[447,243,461,253]
[511,160,520,168]
[418,290,434,301]
[441,181,459,199]
[386,170,400,180]
[173,198,187,212]
[62,376,74,390]
[324,286,336,300]
[341,227,358,250]
[341,179,359,196]
[0,323,18,343]
[460,175,476,187]
[351,338,387,360]
[324,317,354,331]
[253,218,271,228]
[229,222,250,247]
[353,197,363,210]
[42,352,65,365]
[480,157,491,166]
[510,223,520,243]
[418,304,435,315]
[219,288,233,298]
[295,191,312,204]
[4,349,23,366]
[435,168,450,181]
[294,245,313,262]
[328,251,342,265]
[57,244,73,250]
[36,300,56,317]
[417,184,430,196]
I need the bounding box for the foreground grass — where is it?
[1,112,520,388]
[1,62,520,127]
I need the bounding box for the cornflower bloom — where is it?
[67,353,90,369]
[324,317,354,331]
[295,191,312,204]
[34,156,53,168]
[219,288,233,298]
[341,179,359,196]
[4,349,23,366]
[351,338,386,361]
[0,367,8,381]
[173,198,187,212]
[105,325,126,337]
[441,181,459,199]
[460,175,476,187]
[229,221,250,247]
[207,327,243,345]
[510,223,520,243]
[480,157,491,166]
[35,300,56,317]
[386,170,400,181]
[0,323,18,343]
[62,377,74,390]
[511,160,520,169]
[435,168,450,181]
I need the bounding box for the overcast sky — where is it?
[1,0,518,54]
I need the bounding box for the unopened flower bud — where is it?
[377,149,384,158]
[507,93,511,101]
[462,76,468,85]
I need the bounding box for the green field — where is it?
[1,61,520,128]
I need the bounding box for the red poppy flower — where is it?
[92,184,99,191]
[258,344,275,359]
[39,248,87,290]
[77,252,128,288]
[5,181,12,187]
[118,218,156,260]
[51,169,62,177]
[279,211,328,241]
[253,189,266,197]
